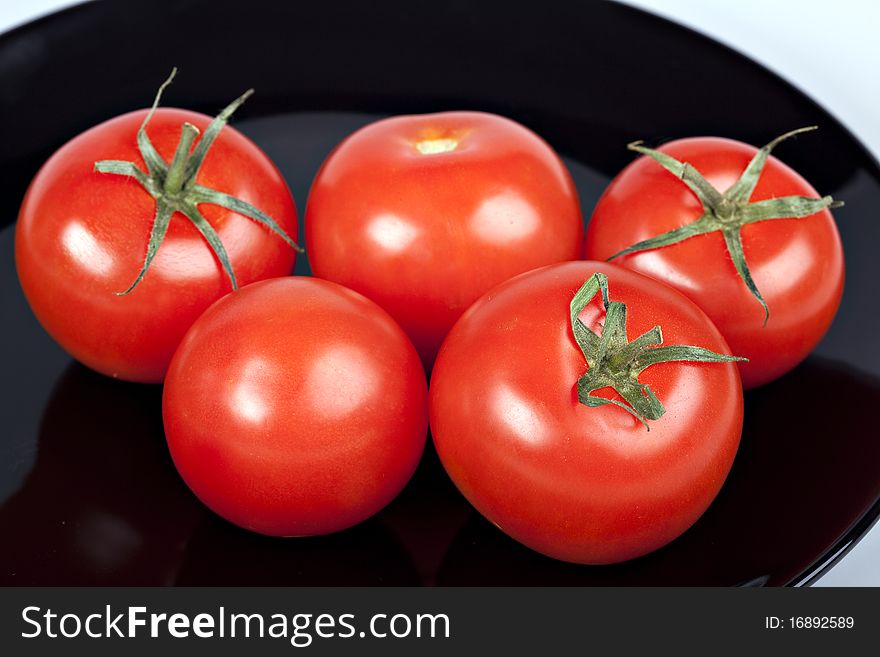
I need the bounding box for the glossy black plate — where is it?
[1,0,879,586]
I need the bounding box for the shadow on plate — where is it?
[0,363,202,585]
[175,515,420,586]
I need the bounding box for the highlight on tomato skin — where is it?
[14,72,300,384]
[305,110,584,369]
[163,276,429,538]
[429,261,744,565]
[585,131,844,389]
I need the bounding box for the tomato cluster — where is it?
[15,73,843,565]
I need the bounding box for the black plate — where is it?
[1,0,879,586]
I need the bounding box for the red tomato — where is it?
[16,99,298,383]
[585,135,844,388]
[163,277,427,537]
[429,261,743,564]
[305,111,583,367]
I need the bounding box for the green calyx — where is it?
[570,273,746,430]
[608,127,843,324]
[94,68,302,296]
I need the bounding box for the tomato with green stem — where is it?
[585,128,844,388]
[15,69,300,383]
[430,261,744,564]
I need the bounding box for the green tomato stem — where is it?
[164,122,200,196]
[93,68,302,296]
[570,273,746,430]
[609,128,842,325]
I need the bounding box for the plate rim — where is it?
[1,0,879,588]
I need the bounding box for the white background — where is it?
[2,0,878,585]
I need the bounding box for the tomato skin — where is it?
[585,137,844,388]
[305,111,583,367]
[429,261,743,564]
[15,108,298,383]
[163,277,427,537]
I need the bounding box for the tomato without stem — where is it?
[16,79,299,383]
[585,133,844,388]
[163,277,428,537]
[429,261,743,564]
[305,111,583,367]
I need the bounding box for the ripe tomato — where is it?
[305,111,583,367]
[16,74,299,383]
[163,277,428,537]
[585,131,844,388]
[429,261,743,564]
